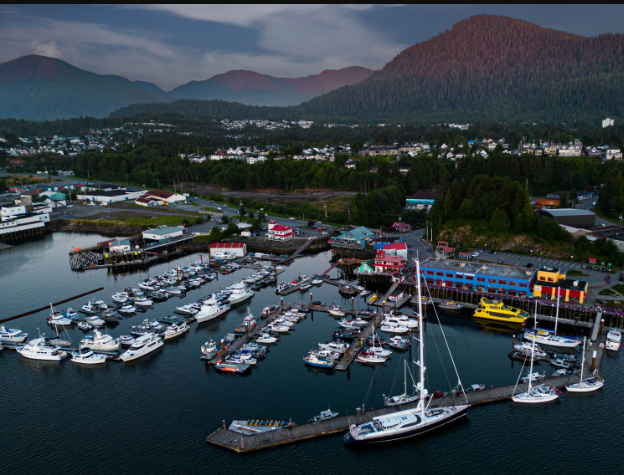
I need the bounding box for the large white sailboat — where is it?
[524,294,581,348]
[566,336,604,393]
[344,259,469,445]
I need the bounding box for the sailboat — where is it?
[383,360,419,407]
[344,259,469,445]
[512,309,561,404]
[566,336,604,393]
[524,293,581,348]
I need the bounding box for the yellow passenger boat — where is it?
[473,298,529,325]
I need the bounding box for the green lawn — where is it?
[70,215,192,228]
[566,269,588,277]
[599,288,618,296]
[612,284,624,295]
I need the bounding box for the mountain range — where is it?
[3,15,624,122]
[112,15,624,123]
[0,56,372,120]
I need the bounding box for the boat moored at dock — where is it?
[473,298,529,325]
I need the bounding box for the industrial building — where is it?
[77,189,147,204]
[210,242,247,257]
[142,226,185,242]
[538,208,596,228]
[135,189,187,207]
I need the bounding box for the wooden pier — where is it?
[207,334,607,454]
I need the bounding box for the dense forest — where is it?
[111,16,624,122]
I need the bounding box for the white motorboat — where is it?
[256,334,278,344]
[138,282,158,291]
[71,347,107,365]
[0,325,28,343]
[228,288,255,304]
[15,338,67,361]
[274,317,294,327]
[566,336,604,393]
[380,324,409,334]
[344,259,470,445]
[86,315,106,327]
[328,308,345,317]
[120,333,164,362]
[520,371,545,383]
[318,341,347,354]
[312,279,323,286]
[308,408,339,424]
[117,335,135,347]
[512,312,561,404]
[94,300,108,310]
[78,322,93,331]
[48,304,72,326]
[607,328,621,345]
[112,293,130,304]
[267,324,290,333]
[80,329,120,351]
[606,340,620,351]
[196,303,230,323]
[356,352,387,364]
[81,301,99,314]
[360,290,371,297]
[383,313,419,329]
[163,321,189,340]
[176,304,200,316]
[134,297,154,307]
[384,360,419,407]
[118,305,136,314]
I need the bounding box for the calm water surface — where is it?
[0,233,620,474]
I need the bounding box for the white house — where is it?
[266,221,293,241]
[142,226,185,242]
[109,239,132,252]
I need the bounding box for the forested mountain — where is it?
[168,67,372,106]
[134,80,166,94]
[0,55,172,120]
[111,15,624,122]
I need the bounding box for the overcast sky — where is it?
[1,4,623,90]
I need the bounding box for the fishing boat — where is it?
[308,408,339,424]
[437,301,463,311]
[344,259,469,446]
[201,340,218,360]
[120,333,164,362]
[71,347,107,365]
[81,301,100,314]
[566,336,604,393]
[473,298,529,325]
[163,321,189,340]
[80,329,120,351]
[0,325,28,343]
[512,314,561,404]
[303,353,336,369]
[15,338,67,361]
[384,360,419,407]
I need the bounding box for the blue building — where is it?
[330,226,376,250]
[405,190,437,211]
[419,260,536,298]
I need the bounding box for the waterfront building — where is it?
[142,226,185,242]
[210,242,247,257]
[330,226,376,250]
[419,260,536,298]
[532,266,588,303]
[77,189,147,204]
[382,242,408,260]
[135,189,187,207]
[358,259,374,274]
[266,222,293,241]
[109,240,131,252]
[374,250,405,274]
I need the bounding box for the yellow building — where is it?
[536,266,566,284]
[534,266,587,303]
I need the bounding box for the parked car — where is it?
[586,265,592,269]
[409,249,414,254]
[470,251,480,258]
[289,217,296,220]
[316,227,324,231]
[427,248,432,252]
[526,263,534,268]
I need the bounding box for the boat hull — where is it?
[344,405,469,444]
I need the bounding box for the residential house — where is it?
[374,250,405,274]
[369,165,379,173]
[607,149,622,160]
[266,221,293,241]
[345,159,356,170]
[391,222,412,233]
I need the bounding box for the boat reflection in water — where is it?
[474,318,526,335]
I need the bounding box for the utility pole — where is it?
[324,204,328,219]
[348,209,351,224]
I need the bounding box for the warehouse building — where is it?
[142,226,185,242]
[537,209,596,228]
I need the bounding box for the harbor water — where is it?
[0,232,622,474]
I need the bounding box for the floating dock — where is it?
[207,334,607,453]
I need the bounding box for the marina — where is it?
[0,232,620,473]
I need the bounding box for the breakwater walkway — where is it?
[206,335,606,453]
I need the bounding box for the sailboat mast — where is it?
[416,259,425,416]
[404,360,407,395]
[555,289,560,335]
[528,301,537,391]
[580,336,586,381]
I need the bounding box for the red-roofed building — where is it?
[382,242,408,260]
[266,220,294,241]
[374,250,405,274]
[391,222,412,233]
[209,242,247,257]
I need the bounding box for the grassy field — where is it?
[567,269,588,276]
[2,175,56,187]
[599,288,619,296]
[70,215,197,228]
